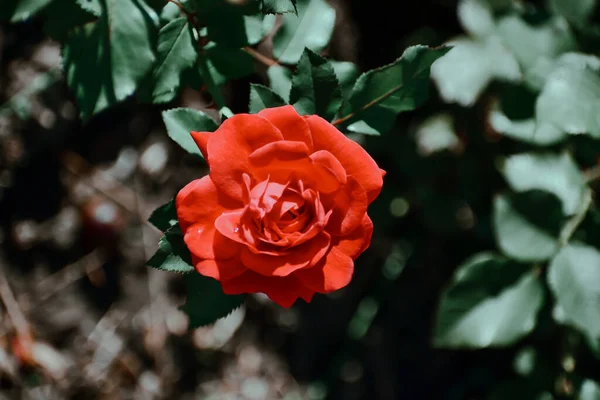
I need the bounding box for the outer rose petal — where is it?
[240,232,330,277]
[191,131,210,161]
[309,150,347,186]
[295,247,354,293]
[248,141,310,166]
[326,176,368,236]
[207,114,283,200]
[305,115,383,204]
[258,105,313,151]
[184,222,241,260]
[176,176,240,232]
[221,270,313,308]
[194,258,246,282]
[332,214,373,260]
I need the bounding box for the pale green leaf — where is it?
[415,113,460,156]
[535,53,600,139]
[548,244,600,343]
[162,108,218,157]
[579,380,600,400]
[272,0,335,64]
[501,152,587,215]
[431,37,521,106]
[489,106,566,145]
[434,253,544,348]
[267,64,293,102]
[244,13,276,45]
[457,0,495,38]
[330,61,359,101]
[152,17,198,104]
[493,194,559,262]
[260,0,297,14]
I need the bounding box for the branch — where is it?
[243,47,279,67]
[332,83,404,126]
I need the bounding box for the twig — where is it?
[0,262,30,336]
[36,249,107,302]
[243,47,279,67]
[559,189,593,247]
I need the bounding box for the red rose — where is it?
[176,105,384,307]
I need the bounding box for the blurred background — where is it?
[0,0,599,399]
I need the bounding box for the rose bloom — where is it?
[176,105,384,307]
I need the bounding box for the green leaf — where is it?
[249,84,287,113]
[147,225,194,273]
[344,45,450,135]
[267,64,293,102]
[149,199,178,232]
[548,243,600,343]
[431,37,521,106]
[63,0,156,119]
[162,108,218,157]
[180,272,246,328]
[579,380,600,400]
[272,0,335,64]
[10,0,54,22]
[198,54,226,107]
[501,152,587,215]
[549,0,596,26]
[434,253,544,348]
[75,0,101,16]
[289,48,342,120]
[330,61,359,101]
[493,193,560,262]
[535,54,600,139]
[205,10,251,48]
[260,0,297,14]
[205,44,255,80]
[152,17,198,104]
[42,0,96,41]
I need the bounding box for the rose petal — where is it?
[295,247,354,293]
[176,176,241,232]
[241,232,330,277]
[194,258,247,282]
[326,176,368,236]
[208,114,283,200]
[184,223,241,260]
[258,105,313,151]
[305,115,383,204]
[249,140,310,166]
[310,150,347,186]
[191,131,210,161]
[221,271,308,308]
[214,209,247,245]
[332,214,373,260]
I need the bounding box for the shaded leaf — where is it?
[43,0,97,41]
[249,84,287,113]
[345,45,449,135]
[180,272,246,328]
[501,152,587,215]
[149,199,178,232]
[548,243,600,343]
[549,0,596,26]
[63,0,156,119]
[244,13,276,44]
[289,48,342,120]
[162,108,219,157]
[147,225,194,273]
[205,44,255,80]
[10,0,54,22]
[330,61,359,101]
[434,253,544,348]
[272,0,335,64]
[260,0,296,14]
[152,17,198,104]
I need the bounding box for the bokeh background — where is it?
[1,0,599,399]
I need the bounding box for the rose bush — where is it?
[176,105,384,307]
